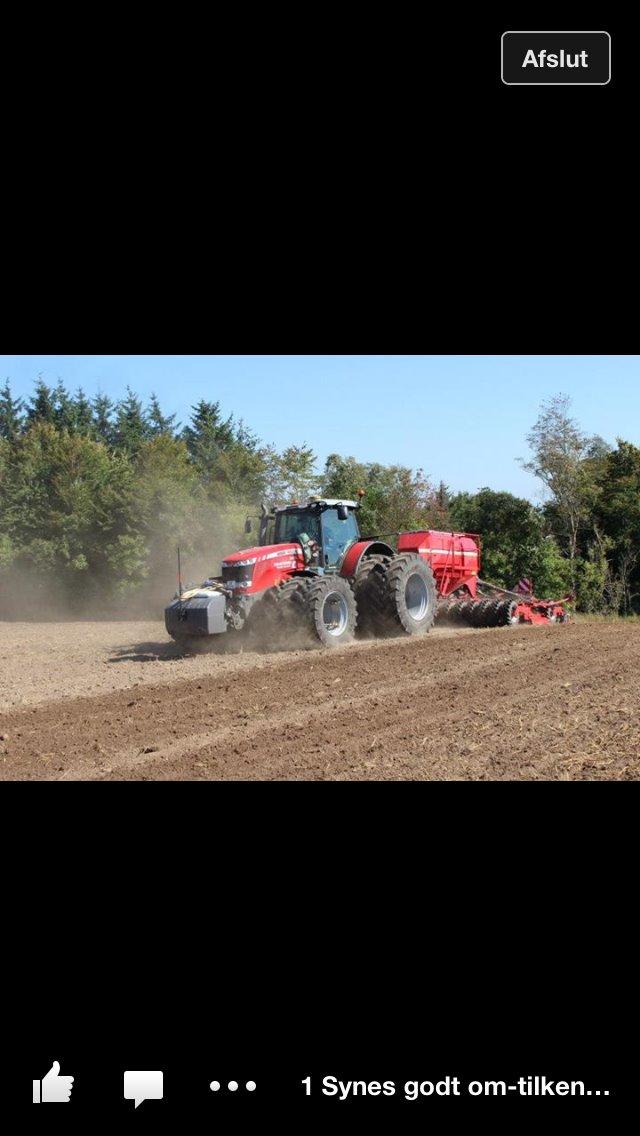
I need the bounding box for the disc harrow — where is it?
[438,588,570,627]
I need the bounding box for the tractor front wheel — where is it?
[307,576,357,647]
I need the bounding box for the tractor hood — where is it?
[222,543,306,595]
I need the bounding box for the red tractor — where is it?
[165,498,569,651]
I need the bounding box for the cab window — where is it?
[321,509,359,566]
[275,511,321,546]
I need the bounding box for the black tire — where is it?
[306,576,357,647]
[354,554,391,636]
[384,554,437,637]
[276,578,311,623]
[272,579,312,644]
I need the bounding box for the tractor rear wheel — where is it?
[384,554,437,637]
[354,554,391,636]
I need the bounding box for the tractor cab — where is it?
[261,500,361,570]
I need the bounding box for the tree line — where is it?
[0,381,638,616]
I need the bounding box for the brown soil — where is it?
[1,620,638,781]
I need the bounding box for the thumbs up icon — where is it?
[33,1061,75,1104]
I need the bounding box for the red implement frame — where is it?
[398,531,482,599]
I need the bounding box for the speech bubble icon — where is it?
[124,1071,164,1110]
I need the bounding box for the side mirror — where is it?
[244,519,253,535]
[337,505,349,521]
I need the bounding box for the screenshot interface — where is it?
[1,15,634,1126]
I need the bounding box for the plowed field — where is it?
[1,620,638,780]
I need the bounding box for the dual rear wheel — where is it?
[356,553,438,639]
[257,553,438,650]
[292,555,437,647]
[386,554,438,636]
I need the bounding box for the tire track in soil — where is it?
[2,622,638,781]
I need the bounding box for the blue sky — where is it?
[1,355,638,500]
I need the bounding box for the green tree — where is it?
[0,421,140,601]
[323,454,440,537]
[0,381,24,440]
[131,435,212,603]
[528,535,573,600]
[380,466,438,533]
[114,387,150,453]
[92,393,115,445]
[0,437,14,567]
[214,441,270,505]
[183,400,235,483]
[594,440,640,613]
[72,388,94,435]
[576,551,609,614]
[27,378,56,425]
[523,395,601,592]
[0,531,14,570]
[450,488,570,597]
[274,444,318,504]
[52,381,75,431]
[432,481,453,528]
[148,393,178,437]
[135,436,205,538]
[324,454,385,533]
